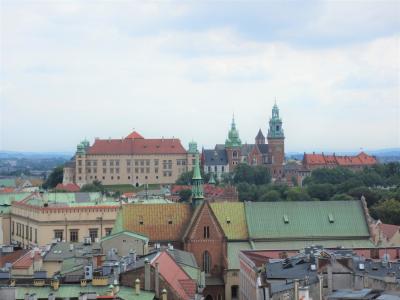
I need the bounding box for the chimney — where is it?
[327,264,333,294]
[24,293,30,300]
[363,272,369,288]
[48,293,55,300]
[135,279,140,295]
[51,279,59,291]
[80,279,87,287]
[294,279,299,300]
[144,259,150,291]
[161,289,167,300]
[155,262,160,298]
[318,274,323,300]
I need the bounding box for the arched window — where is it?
[203,251,211,274]
[233,151,238,158]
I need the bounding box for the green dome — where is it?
[225,116,242,148]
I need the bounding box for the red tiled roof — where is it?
[87,138,187,155]
[125,131,144,139]
[379,223,400,240]
[0,250,29,268]
[55,183,80,192]
[152,251,196,300]
[0,187,15,193]
[304,152,376,167]
[13,250,41,269]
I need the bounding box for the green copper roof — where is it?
[225,116,242,148]
[16,285,154,300]
[252,239,376,251]
[208,173,216,185]
[267,103,284,139]
[227,242,252,269]
[188,140,198,154]
[0,178,16,187]
[210,202,248,240]
[245,200,370,240]
[101,230,149,243]
[191,152,204,203]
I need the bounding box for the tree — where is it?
[347,186,382,206]
[43,165,64,189]
[259,190,281,202]
[329,193,354,201]
[286,187,312,201]
[236,182,258,201]
[306,183,336,201]
[370,199,400,225]
[233,164,271,186]
[179,189,192,202]
[253,166,271,185]
[175,171,192,185]
[80,180,105,193]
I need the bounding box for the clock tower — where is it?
[267,103,285,179]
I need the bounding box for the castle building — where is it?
[63,131,196,187]
[202,103,285,180]
[303,151,377,170]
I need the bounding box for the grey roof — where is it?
[203,149,228,166]
[352,258,400,279]
[257,144,269,155]
[240,144,255,156]
[167,248,198,268]
[327,289,379,300]
[43,242,101,261]
[256,129,265,140]
[265,257,318,281]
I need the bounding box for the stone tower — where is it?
[225,115,242,170]
[191,151,204,207]
[267,103,285,179]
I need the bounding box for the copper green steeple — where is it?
[225,115,242,148]
[267,103,284,139]
[191,151,204,207]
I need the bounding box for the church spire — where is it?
[268,102,284,139]
[191,151,204,207]
[225,114,242,148]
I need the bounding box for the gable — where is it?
[245,201,370,240]
[185,202,225,241]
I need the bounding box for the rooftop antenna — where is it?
[274,96,277,105]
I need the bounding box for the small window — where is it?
[328,213,334,223]
[203,226,210,239]
[168,220,173,225]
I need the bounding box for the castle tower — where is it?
[225,115,242,170]
[191,151,204,207]
[267,103,285,179]
[187,140,198,172]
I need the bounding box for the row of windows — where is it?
[12,222,37,244]
[79,159,190,168]
[54,228,112,243]
[207,166,225,172]
[80,167,169,174]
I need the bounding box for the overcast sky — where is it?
[1,1,399,153]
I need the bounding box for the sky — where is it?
[1,0,399,153]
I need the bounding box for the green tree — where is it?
[347,186,382,206]
[237,182,258,201]
[253,166,271,185]
[179,189,192,202]
[286,187,312,201]
[329,193,354,201]
[80,180,105,193]
[259,190,281,202]
[370,199,400,225]
[43,165,64,189]
[175,171,192,185]
[306,183,336,201]
[233,164,271,185]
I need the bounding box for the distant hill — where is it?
[0,151,73,159]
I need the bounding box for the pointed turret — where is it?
[191,151,204,207]
[255,129,265,145]
[188,140,198,154]
[208,173,216,185]
[267,103,284,139]
[225,115,242,148]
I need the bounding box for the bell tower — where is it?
[225,115,242,170]
[267,102,285,179]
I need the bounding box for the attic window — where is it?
[328,213,334,223]
[283,214,289,224]
[226,217,231,224]
[168,220,173,225]
[139,216,144,225]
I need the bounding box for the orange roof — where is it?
[0,249,29,268]
[13,250,41,269]
[379,223,400,240]
[304,152,376,167]
[87,138,187,155]
[152,251,196,300]
[0,187,15,193]
[125,131,144,139]
[121,203,192,242]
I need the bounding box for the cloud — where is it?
[0,1,399,152]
